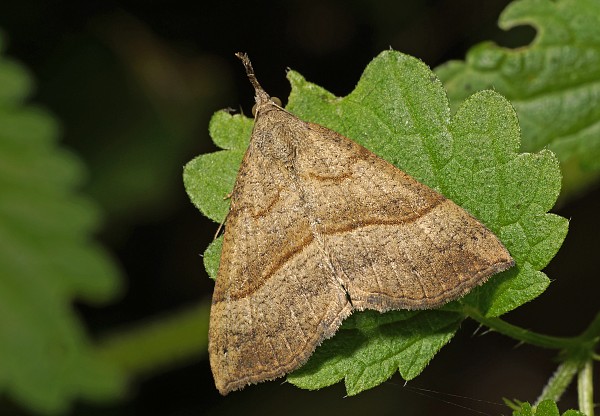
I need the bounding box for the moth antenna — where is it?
[235,52,271,106]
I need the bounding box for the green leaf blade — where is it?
[203,236,223,280]
[183,149,243,224]
[209,110,253,151]
[183,110,252,223]
[288,311,462,396]
[0,37,124,414]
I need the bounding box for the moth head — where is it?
[252,96,283,117]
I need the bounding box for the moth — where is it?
[208,53,513,395]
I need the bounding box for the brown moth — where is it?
[208,53,514,395]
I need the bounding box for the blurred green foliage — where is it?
[0,32,124,413]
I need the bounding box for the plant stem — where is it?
[578,360,594,416]
[534,360,579,405]
[581,312,600,344]
[464,307,579,350]
[95,301,210,375]
[466,307,600,411]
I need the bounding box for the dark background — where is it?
[0,1,598,415]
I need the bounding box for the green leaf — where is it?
[203,236,223,280]
[0,34,124,413]
[183,112,249,223]
[183,50,568,395]
[435,0,600,199]
[287,310,461,395]
[511,399,585,416]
